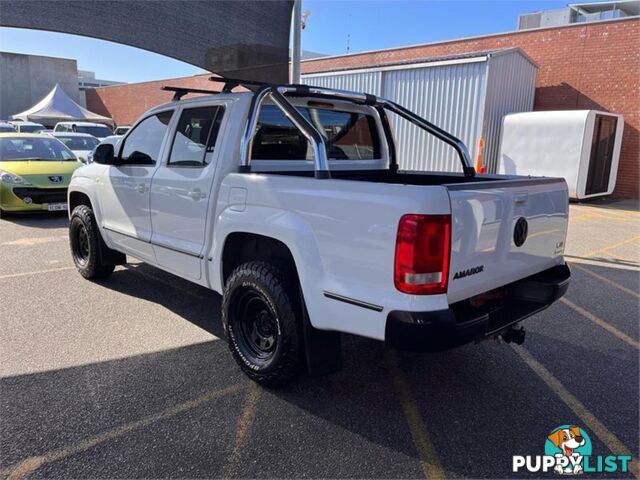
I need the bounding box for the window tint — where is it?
[57,136,100,151]
[251,105,380,161]
[0,137,77,161]
[168,106,224,166]
[120,111,173,165]
[75,125,113,138]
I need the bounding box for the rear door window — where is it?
[251,105,380,161]
[168,106,224,166]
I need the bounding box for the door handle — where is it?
[136,183,146,194]
[188,188,206,201]
[515,193,528,205]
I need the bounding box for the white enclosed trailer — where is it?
[498,110,624,199]
[302,48,537,173]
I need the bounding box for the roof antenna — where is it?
[346,33,351,54]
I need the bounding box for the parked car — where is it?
[113,125,131,136]
[68,82,571,385]
[53,122,113,140]
[0,122,16,133]
[86,135,122,163]
[11,121,46,133]
[0,133,82,216]
[48,132,100,163]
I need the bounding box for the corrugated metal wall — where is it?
[382,61,487,172]
[482,52,537,172]
[302,71,382,96]
[303,50,537,173]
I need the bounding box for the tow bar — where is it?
[500,325,526,345]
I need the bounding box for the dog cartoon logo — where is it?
[513,425,630,475]
[545,425,592,475]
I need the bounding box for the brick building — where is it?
[86,17,639,198]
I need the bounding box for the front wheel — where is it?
[222,261,303,386]
[69,205,115,279]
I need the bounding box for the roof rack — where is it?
[208,76,271,92]
[161,86,221,101]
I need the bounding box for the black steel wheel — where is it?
[223,261,303,385]
[233,287,280,365]
[69,205,116,279]
[71,223,90,266]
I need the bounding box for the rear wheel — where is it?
[69,205,116,279]
[223,261,303,386]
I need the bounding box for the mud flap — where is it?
[300,290,343,376]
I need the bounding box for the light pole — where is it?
[291,0,302,83]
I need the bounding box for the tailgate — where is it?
[446,177,569,304]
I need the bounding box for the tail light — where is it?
[394,214,451,295]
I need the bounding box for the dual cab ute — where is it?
[68,79,570,385]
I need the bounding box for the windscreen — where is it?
[251,105,380,161]
[57,136,100,151]
[0,137,77,161]
[19,125,45,133]
[75,126,113,138]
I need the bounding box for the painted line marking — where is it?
[1,383,247,479]
[513,345,639,479]
[560,297,639,350]
[570,262,639,299]
[1,235,68,246]
[572,206,639,218]
[569,213,632,223]
[565,255,639,272]
[221,382,261,478]
[582,235,640,259]
[0,266,75,280]
[386,350,444,480]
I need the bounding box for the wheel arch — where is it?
[69,190,93,213]
[221,232,299,287]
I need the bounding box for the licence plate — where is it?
[47,203,67,211]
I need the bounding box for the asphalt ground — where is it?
[0,199,638,479]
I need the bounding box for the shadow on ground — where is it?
[0,211,69,229]
[1,255,637,478]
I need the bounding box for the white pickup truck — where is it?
[67,80,571,385]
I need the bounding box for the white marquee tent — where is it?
[12,84,113,127]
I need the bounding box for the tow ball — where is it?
[499,325,526,345]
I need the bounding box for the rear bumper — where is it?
[385,264,571,352]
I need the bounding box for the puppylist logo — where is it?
[513,425,632,475]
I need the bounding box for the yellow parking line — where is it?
[0,266,75,280]
[221,382,261,477]
[560,298,639,350]
[386,351,444,480]
[570,213,631,223]
[582,235,640,259]
[2,383,247,480]
[513,346,639,479]
[570,262,639,299]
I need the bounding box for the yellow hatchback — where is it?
[0,133,83,215]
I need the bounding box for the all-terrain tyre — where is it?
[69,205,116,279]
[222,261,303,386]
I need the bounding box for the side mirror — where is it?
[93,143,115,165]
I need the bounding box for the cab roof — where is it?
[0,132,51,139]
[55,121,109,127]
[49,132,96,137]
[149,91,252,114]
